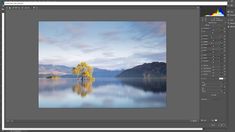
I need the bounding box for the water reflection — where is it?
[72,80,93,97]
[39,78,166,108]
[119,78,166,92]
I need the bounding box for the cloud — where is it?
[39,33,58,44]
[39,33,94,52]
[129,21,166,41]
[39,55,76,66]
[39,58,65,65]
[102,51,115,57]
[39,23,109,54]
[39,22,88,49]
[87,51,166,70]
[63,22,87,38]
[69,43,108,54]
[102,31,120,37]
[81,46,105,53]
[132,52,166,62]
[39,21,167,70]
[101,31,121,41]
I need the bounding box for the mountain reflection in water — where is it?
[39,78,166,108]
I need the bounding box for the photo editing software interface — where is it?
[1,0,235,131]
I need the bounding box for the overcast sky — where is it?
[39,21,166,70]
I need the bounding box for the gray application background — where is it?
[5,7,200,121]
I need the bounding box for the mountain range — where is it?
[39,62,166,78]
[39,64,122,78]
[117,62,166,78]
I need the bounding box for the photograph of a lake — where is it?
[39,77,166,108]
[38,21,167,108]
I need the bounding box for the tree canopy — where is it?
[72,62,95,81]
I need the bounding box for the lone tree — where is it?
[72,62,95,82]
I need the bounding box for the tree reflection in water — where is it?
[72,79,94,97]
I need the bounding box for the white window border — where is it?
[2,1,227,130]
[4,1,228,6]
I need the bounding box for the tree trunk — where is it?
[81,76,84,82]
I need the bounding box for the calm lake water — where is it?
[39,78,166,108]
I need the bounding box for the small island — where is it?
[46,75,60,79]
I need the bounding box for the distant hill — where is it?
[39,64,71,75]
[117,62,166,78]
[93,68,123,78]
[39,64,122,78]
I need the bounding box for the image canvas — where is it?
[38,21,167,108]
